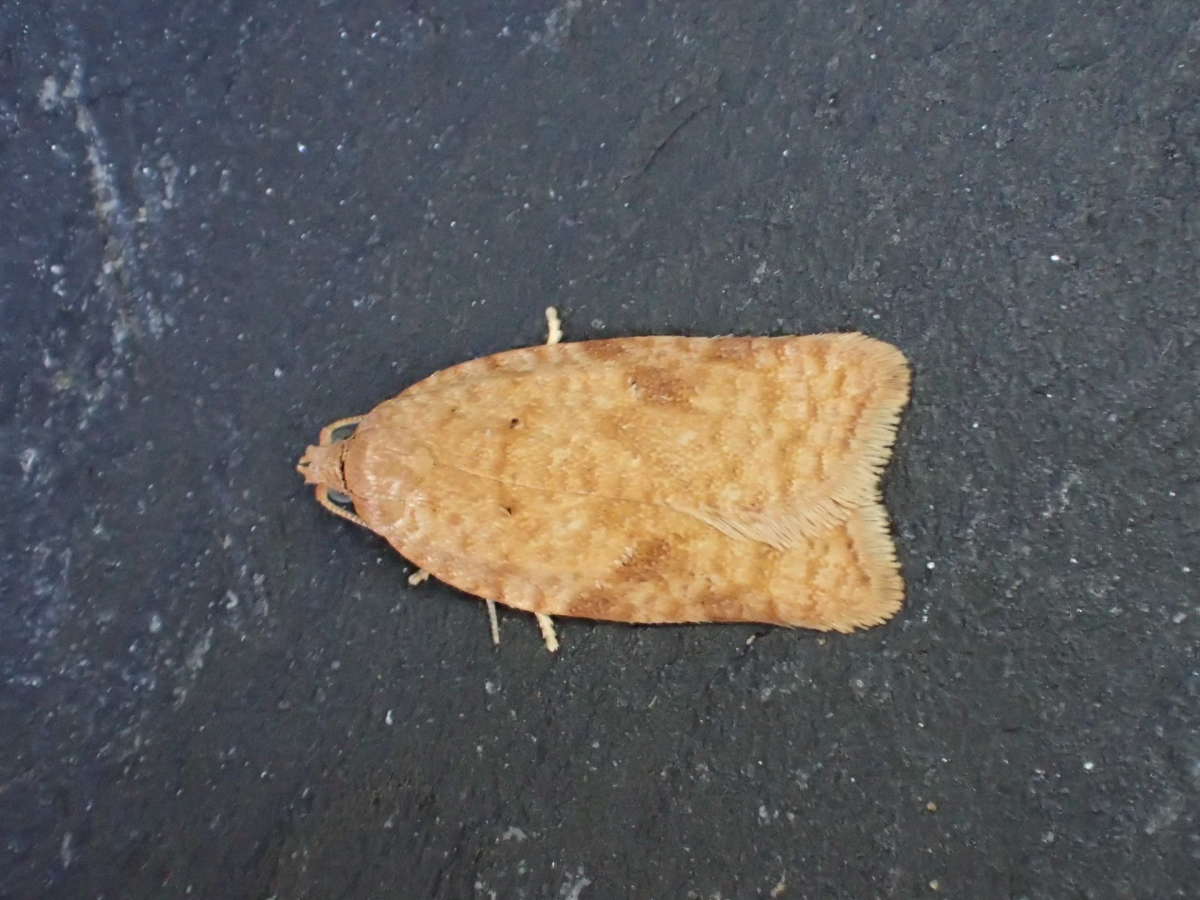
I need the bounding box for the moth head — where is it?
[296,419,366,525]
[295,440,349,492]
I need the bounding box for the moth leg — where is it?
[535,612,559,653]
[544,307,563,345]
[486,599,501,646]
[407,570,502,646]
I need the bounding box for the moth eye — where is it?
[509,418,520,427]
[327,490,353,506]
[330,423,358,442]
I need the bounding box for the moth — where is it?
[297,309,911,652]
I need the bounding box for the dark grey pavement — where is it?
[3,1,1198,897]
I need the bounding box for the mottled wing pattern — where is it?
[345,334,909,630]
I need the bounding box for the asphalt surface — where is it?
[3,1,1198,898]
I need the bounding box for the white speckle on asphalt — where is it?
[39,75,61,110]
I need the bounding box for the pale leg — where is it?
[544,306,562,345]
[486,599,500,646]
[535,612,560,653]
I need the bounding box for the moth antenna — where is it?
[315,484,368,528]
[319,415,366,445]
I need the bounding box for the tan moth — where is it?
[297,308,911,652]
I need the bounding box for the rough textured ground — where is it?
[3,1,1198,898]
